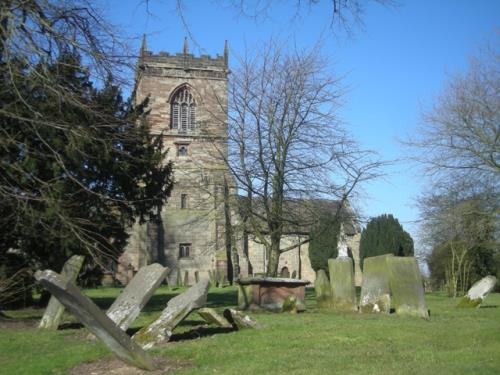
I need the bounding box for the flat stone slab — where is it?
[197,308,232,328]
[223,309,260,329]
[328,257,357,312]
[133,278,210,350]
[457,275,497,308]
[236,277,310,312]
[35,270,155,371]
[107,264,169,331]
[359,254,393,313]
[39,255,84,330]
[387,257,429,318]
[315,269,332,308]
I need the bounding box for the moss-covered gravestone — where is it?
[457,275,497,308]
[387,257,428,318]
[359,254,393,313]
[315,269,332,308]
[328,257,357,312]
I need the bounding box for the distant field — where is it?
[1,286,499,375]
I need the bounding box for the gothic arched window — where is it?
[170,86,196,131]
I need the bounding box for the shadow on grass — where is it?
[169,326,235,342]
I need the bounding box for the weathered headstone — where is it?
[223,308,260,330]
[35,270,155,371]
[359,254,393,313]
[39,255,84,330]
[133,278,210,350]
[457,275,497,308]
[328,257,357,312]
[387,257,428,318]
[197,307,232,328]
[106,263,169,331]
[315,269,332,308]
[183,270,189,286]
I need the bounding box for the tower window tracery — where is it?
[170,86,196,131]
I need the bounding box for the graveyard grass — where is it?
[1,287,500,374]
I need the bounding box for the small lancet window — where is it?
[177,145,188,157]
[170,86,196,131]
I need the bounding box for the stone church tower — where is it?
[118,38,247,285]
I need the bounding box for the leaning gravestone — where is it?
[133,278,210,350]
[223,308,260,330]
[35,270,156,371]
[328,257,357,311]
[39,255,84,330]
[197,307,232,328]
[315,269,332,308]
[106,263,169,331]
[457,275,497,308]
[387,257,428,318]
[359,254,393,314]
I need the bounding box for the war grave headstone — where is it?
[457,275,497,308]
[387,256,429,318]
[315,269,332,308]
[236,277,310,312]
[328,257,357,312]
[359,254,393,313]
[133,278,210,350]
[35,270,156,371]
[39,255,84,330]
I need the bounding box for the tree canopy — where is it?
[359,214,414,264]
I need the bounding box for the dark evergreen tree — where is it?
[359,214,414,265]
[309,213,341,274]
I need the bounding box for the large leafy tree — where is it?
[359,214,414,264]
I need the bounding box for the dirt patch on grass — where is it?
[69,357,192,375]
[0,317,38,330]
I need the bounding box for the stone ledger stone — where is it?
[197,307,232,328]
[457,275,497,308]
[133,278,210,350]
[314,269,332,308]
[328,257,357,312]
[107,263,169,330]
[359,254,393,313]
[387,257,428,318]
[39,255,84,330]
[35,270,155,371]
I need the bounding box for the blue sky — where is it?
[103,0,499,252]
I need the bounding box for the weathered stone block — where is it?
[328,257,357,312]
[107,264,169,331]
[39,255,84,330]
[314,269,332,308]
[457,275,497,308]
[35,270,155,371]
[387,257,428,318]
[359,254,393,313]
[197,307,232,328]
[133,278,210,350]
[223,308,260,330]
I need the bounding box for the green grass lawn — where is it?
[1,287,499,375]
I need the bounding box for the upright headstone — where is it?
[387,257,428,318]
[106,264,169,331]
[39,255,84,330]
[457,275,497,308]
[35,270,156,371]
[328,257,357,311]
[315,269,332,308]
[359,254,393,313]
[133,278,210,350]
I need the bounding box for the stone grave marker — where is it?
[223,309,260,330]
[457,275,497,308]
[328,257,357,312]
[387,256,428,318]
[359,254,393,313]
[133,278,210,350]
[39,255,84,330]
[35,270,156,371]
[106,263,169,331]
[315,269,332,308]
[197,307,232,328]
